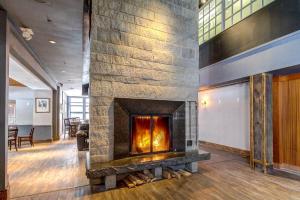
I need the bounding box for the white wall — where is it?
[33,90,52,126]
[198,83,250,150]
[15,99,33,125]
[9,86,52,126]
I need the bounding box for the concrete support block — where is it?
[186,162,198,173]
[105,175,116,190]
[151,167,162,178]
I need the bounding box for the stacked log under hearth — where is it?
[122,169,192,188]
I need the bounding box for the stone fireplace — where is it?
[89,0,200,164]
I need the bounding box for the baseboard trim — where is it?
[273,163,300,174]
[33,139,53,144]
[270,167,300,181]
[199,141,250,158]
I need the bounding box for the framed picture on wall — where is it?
[35,98,50,113]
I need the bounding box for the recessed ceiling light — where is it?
[61,70,66,73]
[49,40,56,44]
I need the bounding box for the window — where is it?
[8,100,16,125]
[199,0,224,44]
[68,97,89,120]
[199,0,276,45]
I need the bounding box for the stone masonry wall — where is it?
[90,0,199,163]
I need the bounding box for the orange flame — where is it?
[131,116,170,154]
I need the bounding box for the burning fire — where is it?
[132,116,170,154]
[152,116,170,152]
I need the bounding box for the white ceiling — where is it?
[1,0,84,94]
[64,88,83,96]
[9,56,51,90]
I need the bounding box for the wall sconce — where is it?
[201,99,208,108]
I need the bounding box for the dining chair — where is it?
[64,118,71,138]
[70,123,78,137]
[8,128,18,151]
[18,127,34,148]
[75,117,80,122]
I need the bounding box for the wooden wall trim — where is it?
[273,73,300,169]
[199,141,250,158]
[274,73,300,82]
[250,76,254,168]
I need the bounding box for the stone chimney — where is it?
[89,0,199,163]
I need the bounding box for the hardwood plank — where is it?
[8,139,89,198]
[10,144,300,200]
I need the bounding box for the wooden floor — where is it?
[8,139,89,198]
[9,140,300,200]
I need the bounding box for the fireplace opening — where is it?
[131,115,171,155]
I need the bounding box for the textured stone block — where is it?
[91,154,111,163]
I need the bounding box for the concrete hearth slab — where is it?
[86,151,210,179]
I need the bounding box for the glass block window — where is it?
[199,0,276,45]
[199,0,224,45]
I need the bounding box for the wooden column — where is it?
[0,9,9,200]
[52,86,60,141]
[250,73,273,173]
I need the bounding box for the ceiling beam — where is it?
[7,19,58,90]
[82,0,91,85]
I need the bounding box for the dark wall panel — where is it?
[199,0,300,68]
[114,101,130,159]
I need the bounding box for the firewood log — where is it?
[150,178,159,182]
[162,170,172,179]
[166,169,181,179]
[123,178,135,188]
[178,169,192,177]
[143,169,154,179]
[136,172,151,183]
[128,174,144,185]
